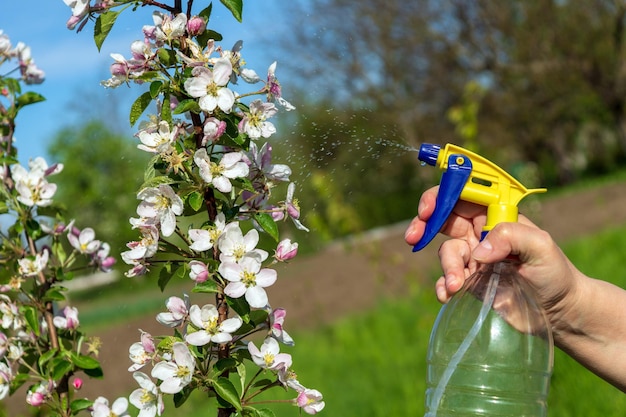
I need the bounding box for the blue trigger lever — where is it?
[412,153,472,252]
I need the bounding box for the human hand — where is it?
[404,186,582,324]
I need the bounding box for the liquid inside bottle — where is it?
[424,260,554,417]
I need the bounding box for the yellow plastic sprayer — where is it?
[413,143,554,417]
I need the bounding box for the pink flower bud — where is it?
[275,239,298,262]
[187,16,206,37]
[66,15,82,30]
[26,391,45,407]
[72,377,83,390]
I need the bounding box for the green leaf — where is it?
[199,3,213,20]
[158,263,178,292]
[220,0,243,22]
[51,357,74,380]
[149,81,164,99]
[226,295,250,322]
[70,399,93,414]
[70,353,101,370]
[38,348,58,369]
[254,213,279,242]
[94,10,121,51]
[173,99,201,115]
[187,190,204,212]
[192,280,219,294]
[213,377,242,411]
[83,366,104,379]
[242,407,276,417]
[20,305,39,336]
[43,287,67,303]
[213,358,237,376]
[157,48,178,67]
[129,91,153,126]
[139,175,176,190]
[16,92,45,109]
[249,309,269,327]
[173,385,193,408]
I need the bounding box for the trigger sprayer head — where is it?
[418,143,441,166]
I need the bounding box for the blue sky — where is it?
[2,1,289,164]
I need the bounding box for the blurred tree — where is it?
[47,120,149,267]
[280,0,626,185]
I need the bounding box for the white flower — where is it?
[218,222,268,264]
[128,331,156,372]
[0,361,12,400]
[68,227,101,255]
[218,255,277,308]
[185,304,242,346]
[0,296,23,330]
[10,158,61,207]
[296,389,326,414]
[238,100,278,140]
[156,295,189,328]
[194,149,249,194]
[53,306,79,330]
[121,226,159,264]
[247,338,292,370]
[137,121,178,154]
[153,12,187,42]
[183,60,235,113]
[151,342,195,394]
[63,0,89,17]
[17,249,49,277]
[92,396,130,417]
[129,372,163,417]
[137,185,184,237]
[188,212,226,252]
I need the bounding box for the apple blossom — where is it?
[202,117,227,145]
[156,295,190,328]
[0,361,12,400]
[121,226,159,265]
[151,342,195,394]
[183,60,235,113]
[17,249,49,277]
[270,308,294,346]
[0,296,23,330]
[218,222,268,264]
[129,372,163,417]
[188,212,226,252]
[92,396,130,417]
[53,306,79,330]
[185,304,242,346]
[194,149,249,194]
[245,141,292,183]
[275,239,298,262]
[68,227,102,255]
[238,100,278,140]
[137,121,178,154]
[129,331,156,372]
[296,389,326,414]
[72,377,83,390]
[218,256,277,308]
[247,338,292,370]
[187,15,206,37]
[188,261,209,283]
[153,12,187,43]
[266,61,295,111]
[136,185,184,237]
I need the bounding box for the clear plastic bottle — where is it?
[424,260,554,417]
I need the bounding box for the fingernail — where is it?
[404,223,415,241]
[473,239,493,260]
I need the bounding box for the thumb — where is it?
[472,222,549,264]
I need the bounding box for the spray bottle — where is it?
[413,143,554,417]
